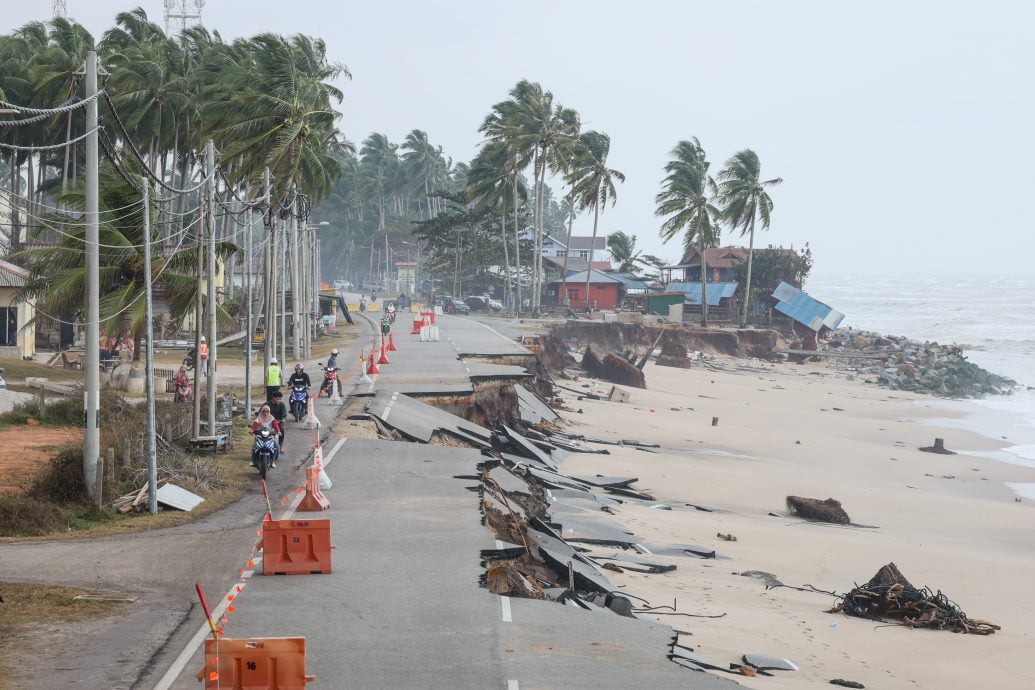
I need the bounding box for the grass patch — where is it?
[0,358,85,383]
[0,581,128,635]
[0,396,83,428]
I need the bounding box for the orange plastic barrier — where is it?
[262,518,332,575]
[201,636,314,689]
[297,466,330,512]
[410,316,424,334]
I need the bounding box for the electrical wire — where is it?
[0,125,100,152]
[0,92,102,116]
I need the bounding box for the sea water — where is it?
[808,274,1035,473]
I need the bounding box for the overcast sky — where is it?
[6,1,1033,277]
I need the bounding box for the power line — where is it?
[0,125,100,152]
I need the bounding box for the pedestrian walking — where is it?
[199,336,209,376]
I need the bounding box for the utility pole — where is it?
[191,175,204,439]
[205,141,217,433]
[279,211,287,366]
[142,178,158,514]
[312,229,320,353]
[263,169,274,381]
[290,188,301,361]
[83,51,100,501]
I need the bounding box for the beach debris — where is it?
[711,416,719,426]
[786,496,851,524]
[582,345,646,389]
[828,562,1000,634]
[738,571,784,588]
[608,386,631,403]
[919,437,957,455]
[743,654,799,672]
[716,532,737,542]
[830,680,865,689]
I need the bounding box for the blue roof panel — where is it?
[772,282,845,331]
[666,282,738,306]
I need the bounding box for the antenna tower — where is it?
[164,0,206,37]
[53,0,67,18]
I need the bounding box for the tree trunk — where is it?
[513,173,521,312]
[500,203,510,310]
[741,212,756,326]
[560,191,575,307]
[700,242,709,327]
[583,193,600,312]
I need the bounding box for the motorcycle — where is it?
[183,347,196,369]
[251,426,278,480]
[319,365,339,398]
[289,382,309,422]
[173,366,193,403]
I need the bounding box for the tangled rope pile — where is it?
[828,563,999,635]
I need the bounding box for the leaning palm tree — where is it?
[717,149,782,324]
[655,138,722,326]
[571,131,624,311]
[606,231,644,273]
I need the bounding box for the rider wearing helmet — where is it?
[287,362,311,389]
[265,356,282,402]
[325,348,343,396]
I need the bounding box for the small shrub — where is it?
[0,494,65,536]
[27,447,88,504]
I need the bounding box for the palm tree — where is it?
[468,141,520,308]
[481,81,579,312]
[606,231,644,273]
[200,32,349,202]
[571,131,623,311]
[717,149,782,324]
[655,138,722,326]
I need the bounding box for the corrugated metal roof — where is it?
[666,281,738,305]
[0,260,29,288]
[555,269,623,285]
[568,235,607,250]
[772,281,844,331]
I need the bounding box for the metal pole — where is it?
[313,233,320,349]
[290,188,301,361]
[244,183,254,418]
[205,141,217,433]
[263,169,273,382]
[191,189,203,439]
[279,213,286,366]
[83,51,101,501]
[142,178,158,514]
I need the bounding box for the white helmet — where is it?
[331,348,339,355]
[270,357,278,364]
[200,336,206,342]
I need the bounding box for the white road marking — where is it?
[471,319,530,350]
[500,595,513,623]
[507,680,520,690]
[153,438,348,690]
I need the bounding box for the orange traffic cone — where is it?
[411,316,423,334]
[377,341,390,365]
[366,352,380,375]
[388,333,397,351]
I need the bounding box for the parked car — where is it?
[332,280,353,290]
[445,299,471,315]
[486,298,503,312]
[464,296,489,311]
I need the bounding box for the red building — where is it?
[550,269,622,310]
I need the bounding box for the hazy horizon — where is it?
[4,1,1032,276]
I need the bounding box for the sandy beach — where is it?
[554,356,1035,689]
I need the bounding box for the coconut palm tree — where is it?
[481,81,579,312]
[570,131,624,311]
[655,138,722,326]
[606,231,644,273]
[716,149,782,324]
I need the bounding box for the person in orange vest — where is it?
[199,336,209,376]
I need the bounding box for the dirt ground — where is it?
[0,426,82,494]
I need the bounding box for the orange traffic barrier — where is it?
[297,466,330,512]
[410,316,423,334]
[366,352,380,375]
[199,636,314,688]
[262,518,332,575]
[423,309,436,325]
[377,342,390,365]
[388,333,397,351]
